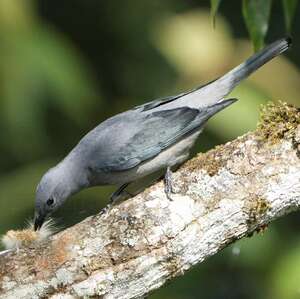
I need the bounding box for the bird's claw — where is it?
[164,167,175,201]
[99,204,112,216]
[99,183,130,215]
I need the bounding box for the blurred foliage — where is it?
[210,0,222,27]
[283,0,299,32]
[270,240,300,299]
[0,1,299,298]
[242,0,272,51]
[212,0,299,50]
[0,0,99,162]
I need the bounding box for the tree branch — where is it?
[0,102,300,299]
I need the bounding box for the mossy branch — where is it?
[0,102,299,299]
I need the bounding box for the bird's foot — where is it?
[164,167,175,201]
[99,203,113,216]
[99,183,130,215]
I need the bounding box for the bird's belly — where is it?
[94,130,201,185]
[135,129,201,175]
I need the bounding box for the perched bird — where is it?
[34,38,291,230]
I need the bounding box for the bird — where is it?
[34,37,291,230]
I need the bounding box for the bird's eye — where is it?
[47,198,55,206]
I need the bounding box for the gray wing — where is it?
[95,107,199,172]
[90,98,236,172]
[82,99,236,172]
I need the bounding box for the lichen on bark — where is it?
[0,102,299,299]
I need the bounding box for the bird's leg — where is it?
[100,183,130,215]
[164,166,175,200]
[110,182,133,203]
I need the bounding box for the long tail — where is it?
[217,37,291,91]
[177,37,291,108]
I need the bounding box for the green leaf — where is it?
[242,0,272,51]
[210,0,222,27]
[282,0,298,32]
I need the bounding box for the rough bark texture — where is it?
[0,103,300,299]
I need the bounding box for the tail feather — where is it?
[205,98,238,119]
[174,38,291,109]
[217,37,291,92]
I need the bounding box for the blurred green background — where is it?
[0,1,300,298]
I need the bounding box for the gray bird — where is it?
[34,38,291,230]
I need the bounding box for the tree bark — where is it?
[0,103,300,299]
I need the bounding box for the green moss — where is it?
[184,141,238,177]
[246,196,270,238]
[257,101,300,142]
[164,253,183,278]
[256,198,269,216]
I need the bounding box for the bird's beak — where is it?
[34,214,45,231]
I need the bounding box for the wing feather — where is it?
[86,98,237,173]
[97,107,199,171]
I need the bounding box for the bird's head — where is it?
[34,165,72,230]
